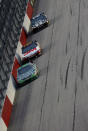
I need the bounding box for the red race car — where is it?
[21,40,42,61]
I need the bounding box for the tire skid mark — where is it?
[80,32,83,46]
[60,65,63,85]
[70,4,72,16]
[68,32,70,40]
[65,57,71,89]
[57,90,59,103]
[81,48,87,80]
[58,65,62,103]
[65,32,70,55]
[72,79,77,131]
[75,52,78,73]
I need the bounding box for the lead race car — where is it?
[17,62,39,84]
[31,12,49,31]
[21,40,42,61]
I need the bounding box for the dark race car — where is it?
[31,12,49,31]
[21,40,42,61]
[17,62,39,85]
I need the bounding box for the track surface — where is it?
[8,0,88,131]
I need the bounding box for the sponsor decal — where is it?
[24,48,36,56]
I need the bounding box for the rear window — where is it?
[22,42,37,54]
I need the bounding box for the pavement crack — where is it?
[65,39,68,55]
[77,0,81,47]
[57,91,59,103]
[72,1,81,128]
[65,57,71,89]
[38,16,55,131]
[75,0,81,73]
[80,32,83,46]
[72,79,77,131]
[70,4,72,16]
[81,48,87,80]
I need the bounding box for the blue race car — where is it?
[31,12,49,31]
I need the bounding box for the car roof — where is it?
[31,13,47,23]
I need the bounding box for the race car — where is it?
[17,62,39,84]
[21,40,41,61]
[31,12,49,31]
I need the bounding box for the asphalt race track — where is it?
[8,0,88,131]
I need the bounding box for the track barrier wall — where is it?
[0,0,35,130]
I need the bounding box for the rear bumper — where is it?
[32,21,49,30]
[17,70,39,85]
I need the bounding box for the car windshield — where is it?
[22,42,37,54]
[18,64,33,75]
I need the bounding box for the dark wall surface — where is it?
[0,0,28,114]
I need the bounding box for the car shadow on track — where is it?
[42,40,55,56]
[49,14,62,27]
[27,24,49,37]
[42,41,54,55]
[16,76,39,89]
[39,65,48,77]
